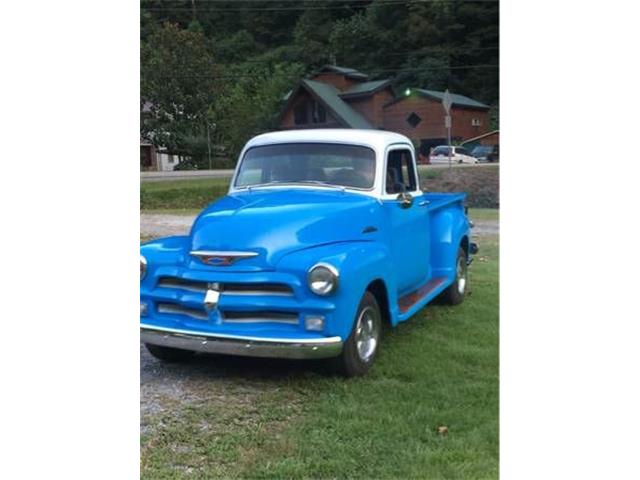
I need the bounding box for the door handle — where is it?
[418,200,430,207]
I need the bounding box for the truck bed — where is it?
[423,192,466,211]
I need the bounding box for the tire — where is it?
[332,291,382,377]
[440,247,468,305]
[145,343,196,362]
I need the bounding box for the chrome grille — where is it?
[157,277,293,296]
[221,310,299,325]
[157,303,208,321]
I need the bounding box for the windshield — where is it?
[432,146,451,155]
[472,146,491,155]
[235,143,376,190]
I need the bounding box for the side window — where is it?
[385,148,417,194]
[311,101,326,123]
[294,103,307,125]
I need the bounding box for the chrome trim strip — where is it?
[221,312,299,325]
[157,279,207,293]
[157,278,294,297]
[221,317,299,325]
[157,304,208,321]
[190,250,259,258]
[141,324,343,360]
[222,290,293,297]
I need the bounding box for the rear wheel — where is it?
[440,247,468,305]
[145,343,195,362]
[333,291,382,377]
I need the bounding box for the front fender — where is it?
[140,236,190,289]
[276,241,395,339]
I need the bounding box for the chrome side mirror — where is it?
[397,192,413,209]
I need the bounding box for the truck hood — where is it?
[188,188,381,271]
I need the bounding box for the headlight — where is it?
[140,255,147,280]
[307,263,339,296]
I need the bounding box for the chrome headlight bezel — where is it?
[307,262,339,296]
[140,255,147,280]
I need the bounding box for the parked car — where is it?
[429,146,479,164]
[140,129,478,376]
[471,145,499,163]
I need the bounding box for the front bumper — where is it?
[141,324,344,360]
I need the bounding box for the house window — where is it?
[294,103,308,125]
[311,101,326,124]
[406,112,422,128]
[471,118,481,126]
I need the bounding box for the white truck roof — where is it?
[245,129,413,151]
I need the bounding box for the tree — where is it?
[140,22,216,153]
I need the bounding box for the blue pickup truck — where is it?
[140,129,477,376]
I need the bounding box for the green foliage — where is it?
[140,1,499,167]
[140,22,216,152]
[212,61,304,159]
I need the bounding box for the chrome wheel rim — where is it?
[355,306,380,363]
[457,255,467,294]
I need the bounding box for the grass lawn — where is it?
[468,208,499,223]
[141,178,230,210]
[140,236,499,479]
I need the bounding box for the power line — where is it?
[143,0,498,13]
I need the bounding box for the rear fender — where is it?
[429,204,471,280]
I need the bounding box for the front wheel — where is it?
[440,247,468,305]
[333,291,382,377]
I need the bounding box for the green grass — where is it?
[468,208,499,223]
[140,237,499,479]
[140,178,230,210]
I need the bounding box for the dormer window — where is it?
[311,101,326,124]
[294,104,308,125]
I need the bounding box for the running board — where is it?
[398,277,449,314]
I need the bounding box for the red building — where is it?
[279,65,491,156]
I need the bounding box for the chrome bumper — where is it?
[140,324,343,360]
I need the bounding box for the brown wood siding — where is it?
[383,96,489,143]
[342,87,395,128]
[345,97,375,126]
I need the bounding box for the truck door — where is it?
[382,146,431,294]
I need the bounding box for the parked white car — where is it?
[429,146,479,164]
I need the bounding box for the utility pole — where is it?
[207,123,212,170]
[442,89,453,169]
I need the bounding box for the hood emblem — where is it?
[190,250,258,267]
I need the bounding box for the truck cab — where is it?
[140,129,476,376]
